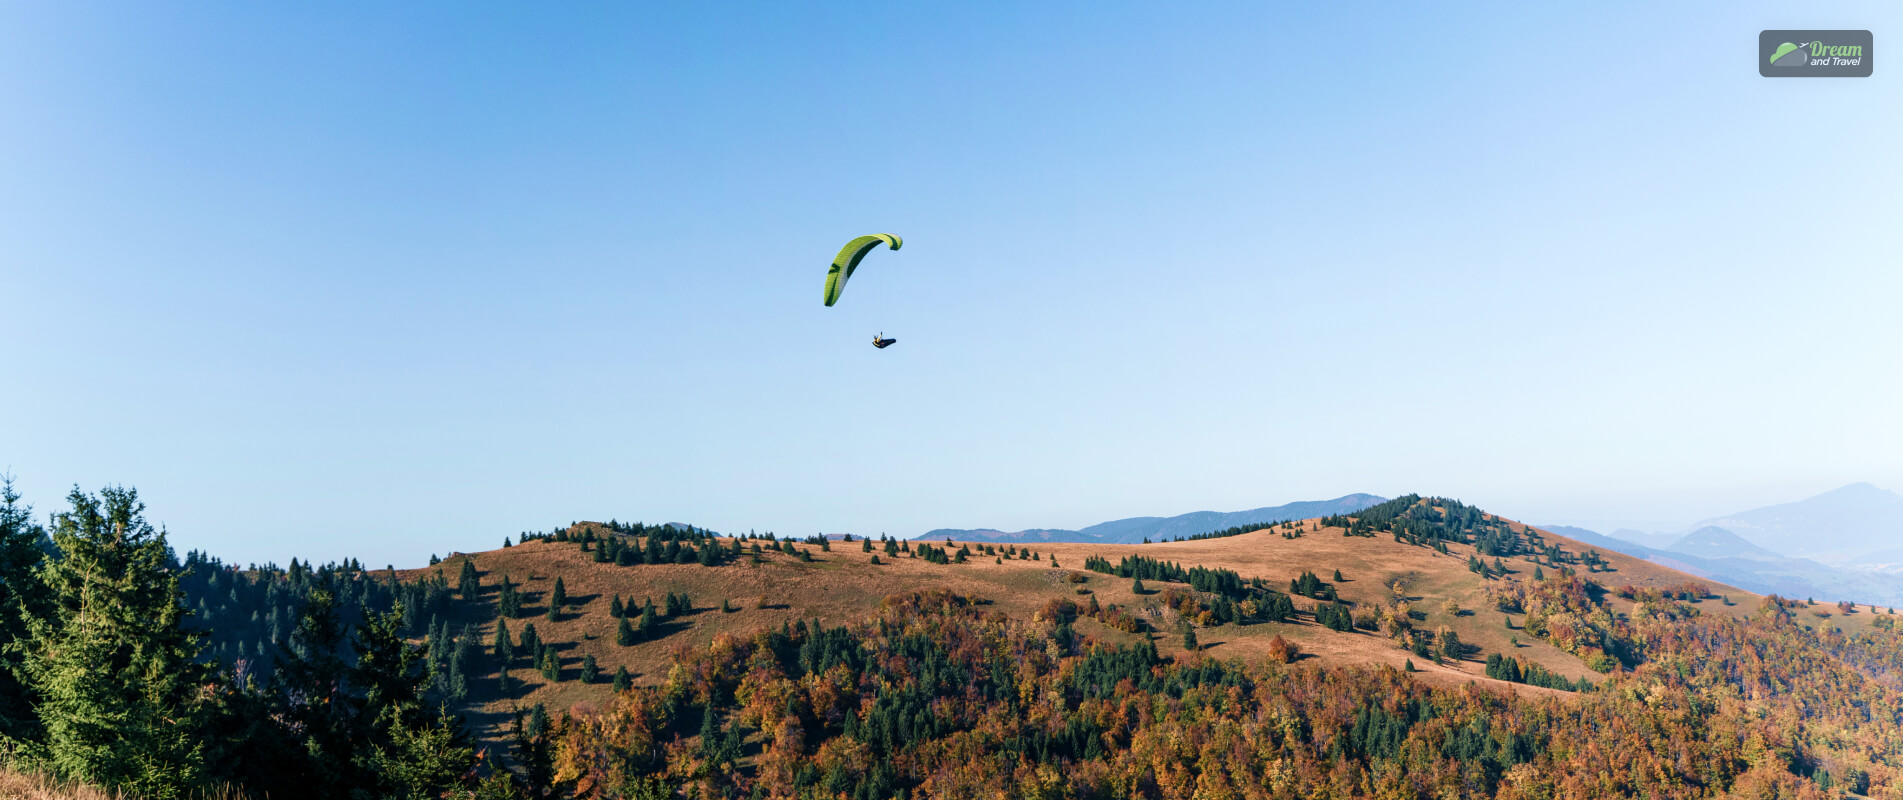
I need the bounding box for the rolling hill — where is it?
[923,493,1388,543]
[164,493,1903,799]
[324,494,1878,748]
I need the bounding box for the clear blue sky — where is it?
[2,2,1897,567]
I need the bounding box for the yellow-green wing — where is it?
[823,233,902,307]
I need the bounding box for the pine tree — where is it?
[612,665,631,692]
[493,618,514,665]
[526,702,549,740]
[0,476,49,741]
[519,622,540,657]
[618,617,637,646]
[1132,577,1146,595]
[271,586,358,797]
[610,594,625,618]
[511,706,554,798]
[26,487,209,795]
[1333,569,1345,582]
[457,558,480,600]
[1182,627,1199,651]
[497,574,522,618]
[580,654,599,684]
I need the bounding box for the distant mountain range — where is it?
[1541,483,1903,607]
[1667,526,1780,561]
[923,493,1389,544]
[1690,482,1903,565]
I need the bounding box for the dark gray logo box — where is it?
[1761,30,1874,77]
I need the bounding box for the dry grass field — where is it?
[392,502,1902,745]
[0,769,246,800]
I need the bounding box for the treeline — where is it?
[0,482,490,799]
[1083,553,1261,598]
[537,521,738,567]
[1165,517,1297,542]
[2,481,764,799]
[540,584,1903,799]
[177,552,459,690]
[1483,652,1592,691]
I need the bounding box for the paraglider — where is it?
[823,233,904,350]
[822,234,901,307]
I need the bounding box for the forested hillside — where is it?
[6,481,1903,799]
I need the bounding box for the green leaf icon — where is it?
[1770,42,1802,65]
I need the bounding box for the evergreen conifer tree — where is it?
[519,623,539,657]
[526,702,549,740]
[26,487,209,795]
[493,618,514,665]
[0,476,49,741]
[456,558,480,601]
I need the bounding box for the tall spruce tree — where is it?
[349,603,476,798]
[270,587,358,798]
[456,558,480,601]
[0,475,49,741]
[25,487,209,797]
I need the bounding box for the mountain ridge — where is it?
[1690,482,1903,565]
[923,493,1389,543]
[1667,525,1781,561]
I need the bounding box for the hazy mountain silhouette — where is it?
[1668,526,1781,561]
[1539,520,1903,606]
[925,493,1389,544]
[1692,483,1903,565]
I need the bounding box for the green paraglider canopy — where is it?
[823,234,902,307]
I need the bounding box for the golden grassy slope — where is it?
[0,769,246,800]
[406,509,1898,742]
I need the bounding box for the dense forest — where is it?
[0,481,762,799]
[6,480,1903,800]
[541,583,1902,800]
